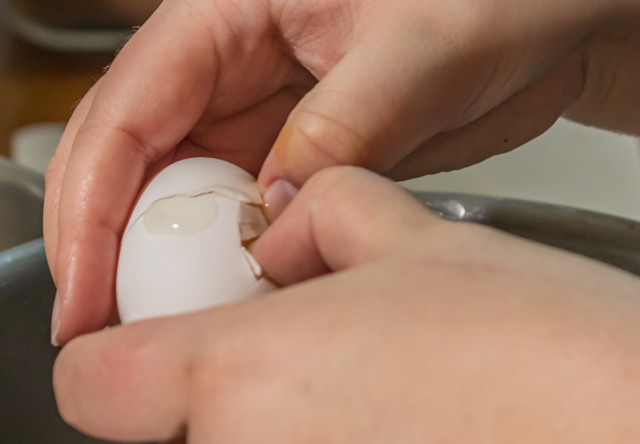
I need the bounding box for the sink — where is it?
[0,156,44,253]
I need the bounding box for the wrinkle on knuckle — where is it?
[77,119,159,167]
[566,29,637,126]
[110,125,159,166]
[187,316,291,412]
[277,0,358,69]
[292,105,371,167]
[188,333,255,400]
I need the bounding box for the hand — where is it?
[45,0,640,345]
[54,167,640,443]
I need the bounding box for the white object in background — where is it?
[9,123,65,174]
[117,158,276,324]
[403,119,640,221]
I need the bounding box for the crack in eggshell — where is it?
[241,247,264,280]
[117,158,280,324]
[124,186,264,240]
[143,194,220,237]
[124,185,271,282]
[237,203,269,280]
[238,203,269,241]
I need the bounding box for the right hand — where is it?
[53,167,640,443]
[45,0,640,345]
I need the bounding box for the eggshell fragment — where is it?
[116,158,276,324]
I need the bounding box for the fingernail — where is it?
[263,180,298,223]
[51,291,61,347]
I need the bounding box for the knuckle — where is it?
[291,104,371,168]
[189,346,234,396]
[187,313,298,407]
[78,119,158,166]
[188,328,260,399]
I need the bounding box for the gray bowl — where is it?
[417,193,640,276]
[2,192,640,443]
[0,156,45,253]
[0,240,105,443]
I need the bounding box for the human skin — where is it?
[53,167,640,443]
[44,0,640,345]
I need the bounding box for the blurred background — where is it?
[1,0,639,219]
[0,0,161,163]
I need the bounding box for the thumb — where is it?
[253,167,445,286]
[258,21,463,187]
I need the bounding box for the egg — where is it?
[116,157,276,324]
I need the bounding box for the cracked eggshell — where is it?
[116,157,276,324]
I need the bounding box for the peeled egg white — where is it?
[116,157,276,324]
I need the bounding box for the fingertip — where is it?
[258,120,324,190]
[52,282,114,347]
[263,180,299,223]
[51,291,61,347]
[257,149,285,190]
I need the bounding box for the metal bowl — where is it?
[0,240,105,443]
[2,192,640,443]
[0,0,159,52]
[0,156,44,253]
[2,0,161,29]
[417,193,640,276]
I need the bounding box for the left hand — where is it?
[54,168,640,443]
[45,0,640,346]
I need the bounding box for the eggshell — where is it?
[116,158,276,324]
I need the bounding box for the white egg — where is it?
[116,157,276,324]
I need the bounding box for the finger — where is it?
[52,1,231,345]
[262,179,299,223]
[254,167,445,286]
[387,52,585,179]
[135,85,307,189]
[180,85,308,177]
[54,317,196,442]
[257,3,592,190]
[52,84,303,346]
[257,14,469,188]
[44,80,101,280]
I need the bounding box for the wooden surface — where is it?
[0,26,114,157]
